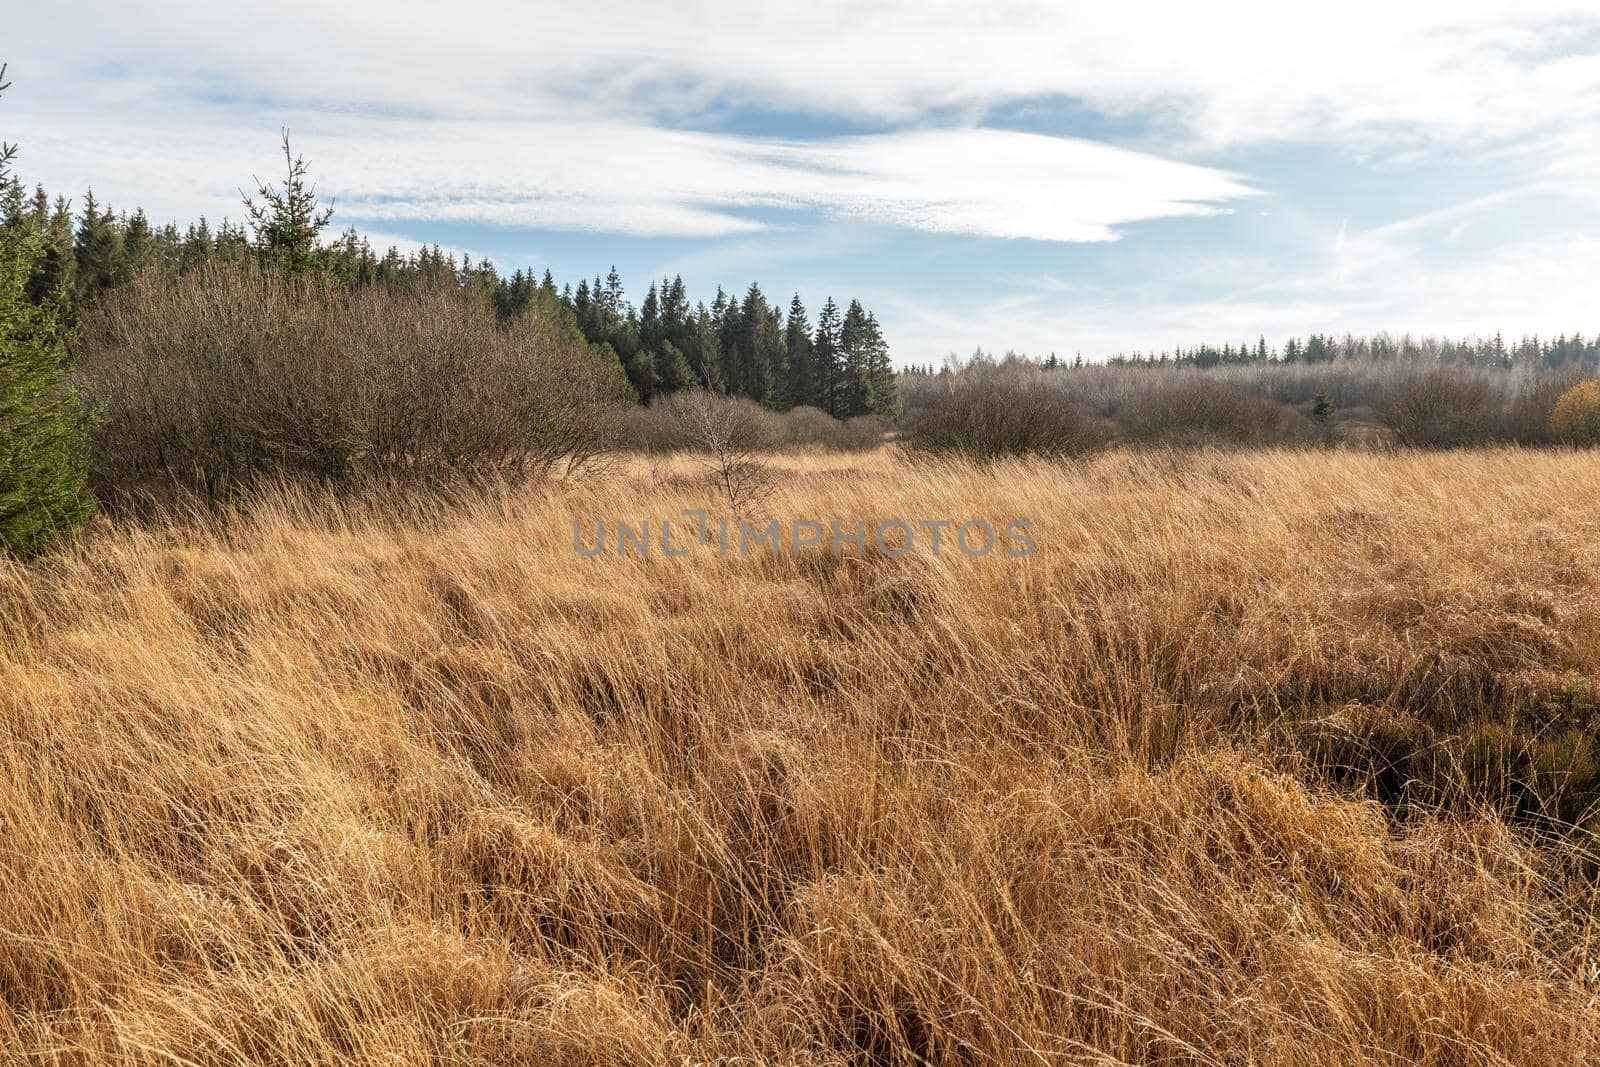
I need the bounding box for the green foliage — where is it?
[1310,390,1337,443]
[242,131,334,277]
[0,65,96,559]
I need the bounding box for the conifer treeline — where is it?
[1008,331,1600,372]
[898,330,1600,379]
[0,174,899,418]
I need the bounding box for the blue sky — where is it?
[8,1,1600,364]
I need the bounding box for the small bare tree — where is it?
[656,391,776,515]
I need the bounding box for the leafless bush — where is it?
[1372,368,1498,448]
[1493,366,1589,445]
[840,414,894,448]
[75,263,630,495]
[651,391,776,514]
[903,360,1111,458]
[905,355,1600,452]
[1118,375,1311,446]
[615,397,887,453]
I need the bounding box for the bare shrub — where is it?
[1372,367,1498,448]
[1485,367,1583,445]
[75,263,629,495]
[904,360,1110,458]
[841,414,893,448]
[1118,375,1311,446]
[773,405,841,448]
[615,398,888,454]
[651,390,776,514]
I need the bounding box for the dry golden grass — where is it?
[2,446,1598,1065]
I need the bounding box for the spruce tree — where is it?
[861,310,897,416]
[786,293,815,408]
[756,297,789,409]
[688,304,721,390]
[0,64,96,559]
[73,189,119,294]
[715,288,742,394]
[28,194,75,305]
[664,276,688,338]
[813,297,843,417]
[736,284,769,403]
[241,131,334,276]
[604,266,623,311]
[119,208,153,281]
[836,300,874,417]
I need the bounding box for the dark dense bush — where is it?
[75,263,630,495]
[1118,375,1311,446]
[903,360,1110,458]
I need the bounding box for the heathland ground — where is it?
[2,446,1598,1064]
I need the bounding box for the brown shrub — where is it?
[1117,375,1311,446]
[903,360,1110,458]
[775,405,889,450]
[615,397,886,454]
[646,391,778,513]
[75,262,630,496]
[1493,368,1586,445]
[1372,367,1498,448]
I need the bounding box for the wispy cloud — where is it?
[5,0,1598,357]
[21,0,1600,146]
[8,112,1256,242]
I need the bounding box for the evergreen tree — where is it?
[861,310,896,416]
[28,194,75,305]
[74,188,119,295]
[0,64,96,558]
[836,300,874,417]
[715,287,742,393]
[651,340,694,394]
[1310,390,1338,444]
[664,276,689,337]
[603,265,624,311]
[118,208,153,281]
[730,283,787,407]
[689,304,722,390]
[241,131,334,276]
[786,293,815,408]
[813,297,843,417]
[639,281,660,344]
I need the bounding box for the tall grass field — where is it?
[2,446,1597,1064]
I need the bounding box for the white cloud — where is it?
[4,0,1597,353]
[18,0,1600,150]
[877,202,1600,364]
[6,110,1255,242]
[5,0,1596,242]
